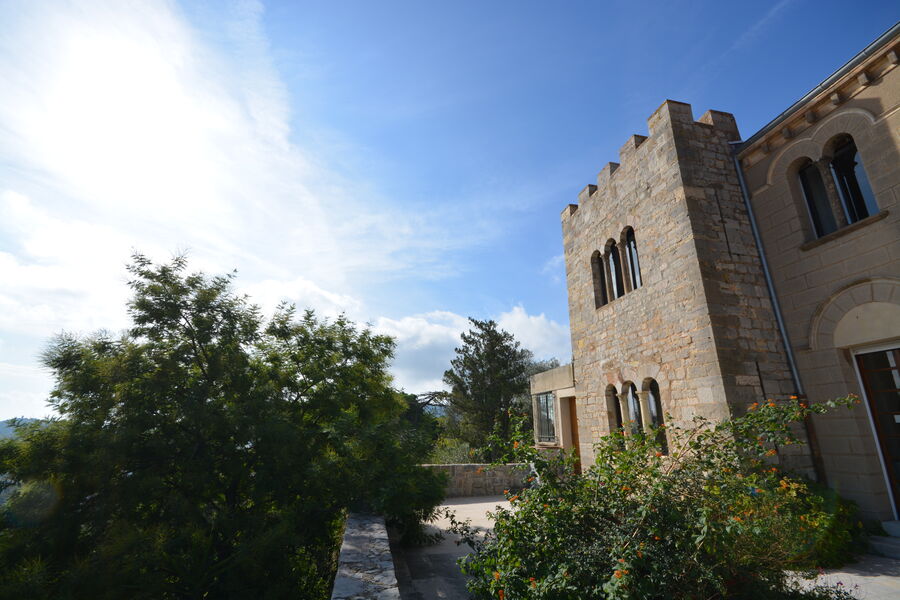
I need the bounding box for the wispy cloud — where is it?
[0,0,563,417]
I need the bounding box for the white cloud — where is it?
[0,362,54,420]
[374,307,570,394]
[497,305,570,361]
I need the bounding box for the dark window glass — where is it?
[608,242,625,299]
[647,379,668,455]
[625,229,642,290]
[798,160,837,237]
[608,386,623,431]
[537,392,556,443]
[831,137,878,223]
[591,251,608,308]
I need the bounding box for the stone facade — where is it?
[536,26,900,519]
[736,34,900,519]
[560,100,809,473]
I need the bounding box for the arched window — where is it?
[591,250,608,308]
[624,382,642,435]
[645,379,668,455]
[797,158,837,237]
[607,241,625,299]
[830,135,878,223]
[624,228,642,290]
[606,385,623,431]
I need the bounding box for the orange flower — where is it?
[614,570,623,579]
[494,571,500,581]
[543,504,549,509]
[654,535,661,541]
[513,441,519,449]
[509,495,519,502]
[789,394,799,400]
[766,449,777,456]
[733,516,743,522]
[749,402,759,411]
[530,577,536,588]
[498,590,504,600]
[755,488,764,494]
[770,467,778,473]
[655,451,662,458]
[618,558,625,563]
[503,490,509,495]
[622,485,631,492]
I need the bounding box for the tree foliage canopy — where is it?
[442,318,533,456]
[0,255,443,599]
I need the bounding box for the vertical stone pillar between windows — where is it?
[638,391,653,432]
[815,158,848,228]
[618,396,631,436]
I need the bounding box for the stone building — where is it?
[532,23,900,520]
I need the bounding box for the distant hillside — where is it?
[0,418,38,439]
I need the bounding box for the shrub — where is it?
[0,256,444,599]
[451,397,863,600]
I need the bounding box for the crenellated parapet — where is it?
[562,100,740,224]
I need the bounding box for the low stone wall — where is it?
[421,463,530,498]
[330,513,399,600]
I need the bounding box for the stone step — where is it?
[869,535,900,559]
[881,520,900,538]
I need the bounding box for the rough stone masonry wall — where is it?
[422,464,529,497]
[562,100,809,473]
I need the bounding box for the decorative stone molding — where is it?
[809,277,900,351]
[330,514,399,600]
[764,108,877,189]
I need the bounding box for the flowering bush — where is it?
[450,396,864,599]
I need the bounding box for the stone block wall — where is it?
[421,463,529,498]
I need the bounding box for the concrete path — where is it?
[803,554,900,599]
[392,495,508,600]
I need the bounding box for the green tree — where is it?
[0,255,443,600]
[442,318,533,458]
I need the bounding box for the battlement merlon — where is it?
[570,100,740,206]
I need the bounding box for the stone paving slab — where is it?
[331,513,400,600]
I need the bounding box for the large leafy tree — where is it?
[0,255,443,600]
[442,319,533,457]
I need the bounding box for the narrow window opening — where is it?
[647,379,668,455]
[625,382,642,435]
[608,241,625,299]
[831,135,878,223]
[536,392,556,443]
[591,250,608,308]
[625,228,642,290]
[798,159,837,237]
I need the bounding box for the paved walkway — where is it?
[391,496,900,599]
[801,554,900,599]
[392,495,508,600]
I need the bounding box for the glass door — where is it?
[856,347,900,516]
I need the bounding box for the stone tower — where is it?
[563,100,813,475]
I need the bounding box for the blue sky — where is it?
[0,0,897,419]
